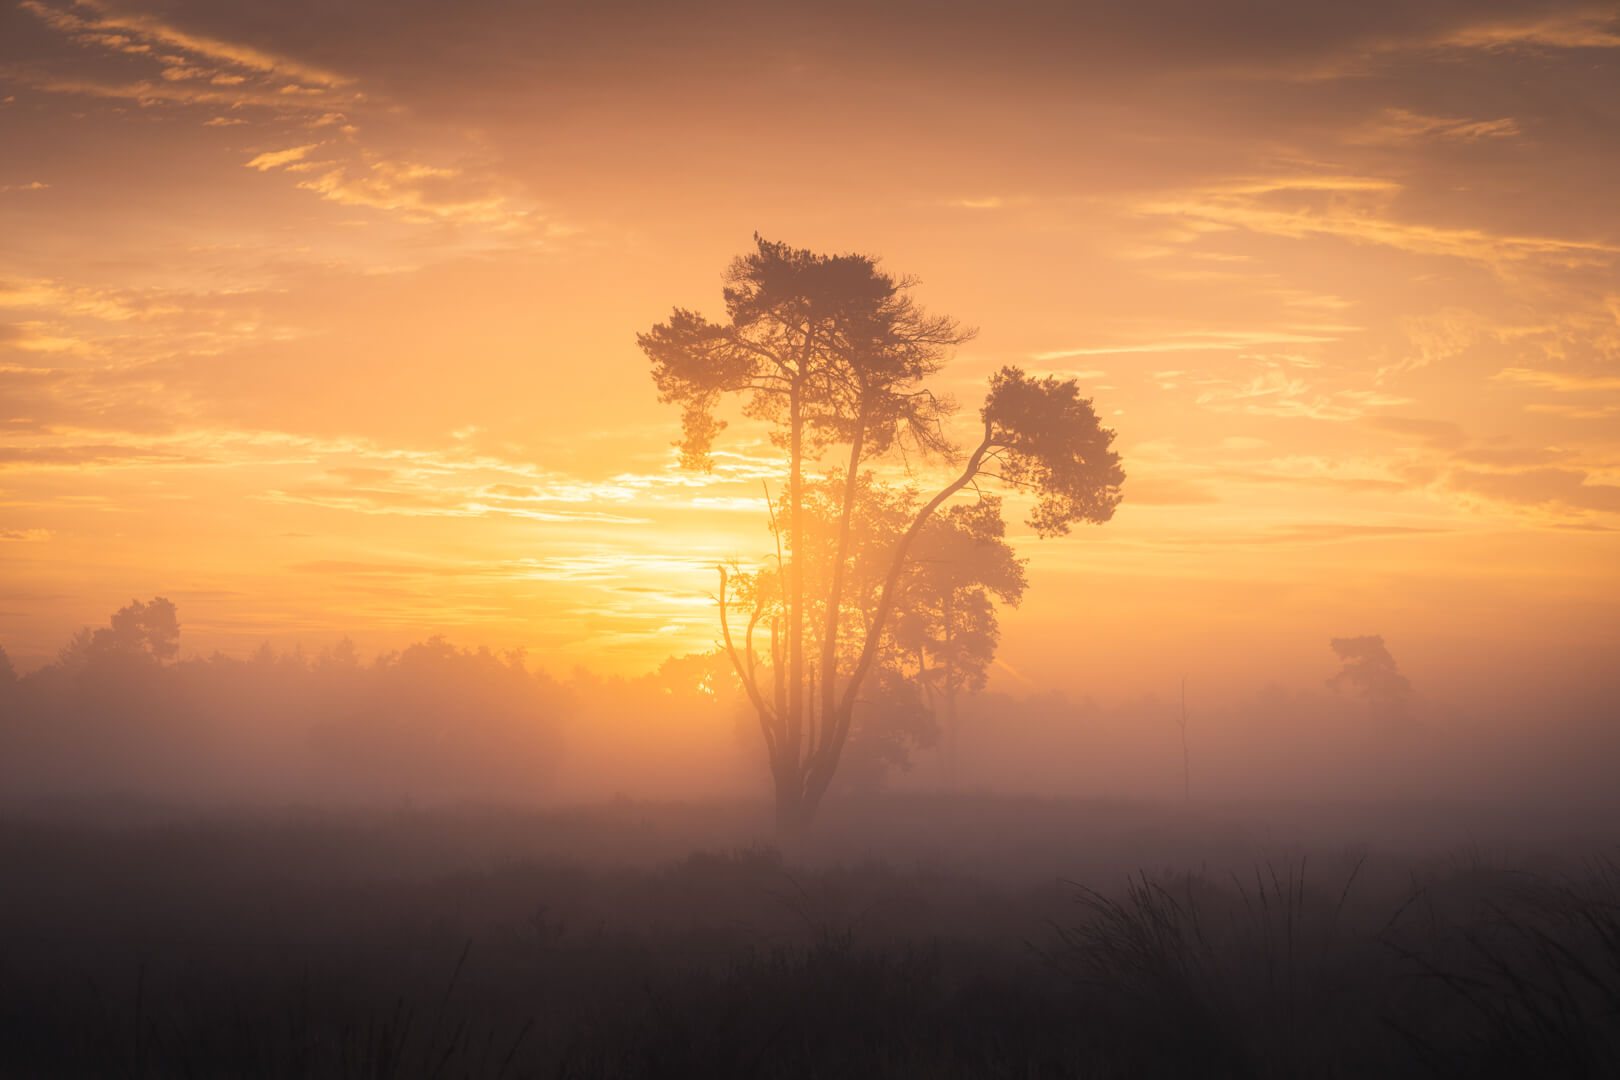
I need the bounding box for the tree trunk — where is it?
[786,378,804,781]
[773,763,807,832]
[817,412,866,762]
[944,588,957,790]
[800,423,996,812]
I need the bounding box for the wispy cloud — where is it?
[16,0,559,239]
[1495,368,1620,393]
[1362,417,1467,449]
[291,158,545,231]
[1136,173,1619,270]
[1346,108,1520,146]
[1195,370,1410,421]
[1440,10,1620,51]
[1448,466,1620,515]
[943,196,1010,209]
[245,144,320,171]
[20,0,352,90]
[1034,329,1346,360]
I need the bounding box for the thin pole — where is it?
[1178,676,1191,801]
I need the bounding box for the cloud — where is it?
[1346,108,1520,145]
[1449,466,1620,514]
[1378,308,1489,384]
[1035,329,1345,360]
[1257,523,1449,544]
[14,1,558,237]
[290,560,459,577]
[292,158,545,231]
[245,144,320,171]
[0,279,165,322]
[257,483,652,524]
[1136,174,1620,270]
[0,444,208,467]
[15,74,341,111]
[503,553,729,584]
[1194,369,1410,421]
[20,0,352,90]
[1362,417,1467,448]
[1451,446,1572,468]
[1525,402,1620,420]
[1135,522,1451,549]
[1122,476,1221,505]
[1440,9,1620,50]
[325,466,395,485]
[0,321,90,354]
[1494,368,1620,392]
[1220,469,1407,494]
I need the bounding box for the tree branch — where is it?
[717,565,777,757]
[808,420,998,793]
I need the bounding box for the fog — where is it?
[4,598,1615,830]
[5,599,1620,1077]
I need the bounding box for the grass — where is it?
[1,796,1617,1077]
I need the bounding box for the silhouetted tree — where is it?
[892,494,1027,786]
[1327,635,1413,722]
[57,596,180,672]
[0,644,15,693]
[646,650,743,704]
[642,238,1124,829]
[722,476,1022,791]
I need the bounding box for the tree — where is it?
[57,596,180,671]
[893,494,1027,786]
[726,475,1020,792]
[1327,635,1413,722]
[641,237,1124,829]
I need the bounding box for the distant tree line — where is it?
[0,598,763,805]
[0,596,997,806]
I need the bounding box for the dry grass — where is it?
[1,798,1617,1077]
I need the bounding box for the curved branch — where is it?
[718,565,777,757]
[838,418,995,718]
[807,420,998,795]
[816,402,867,760]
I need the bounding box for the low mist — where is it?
[4,597,1615,830]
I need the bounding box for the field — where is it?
[3,795,1618,1078]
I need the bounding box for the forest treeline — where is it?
[0,598,751,805]
[2,597,1616,810]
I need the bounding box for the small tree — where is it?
[642,238,1124,829]
[1327,635,1413,722]
[893,495,1027,787]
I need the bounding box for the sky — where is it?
[2,0,1618,706]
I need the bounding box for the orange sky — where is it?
[2,0,1617,705]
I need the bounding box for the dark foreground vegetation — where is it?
[2,796,1618,1078]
